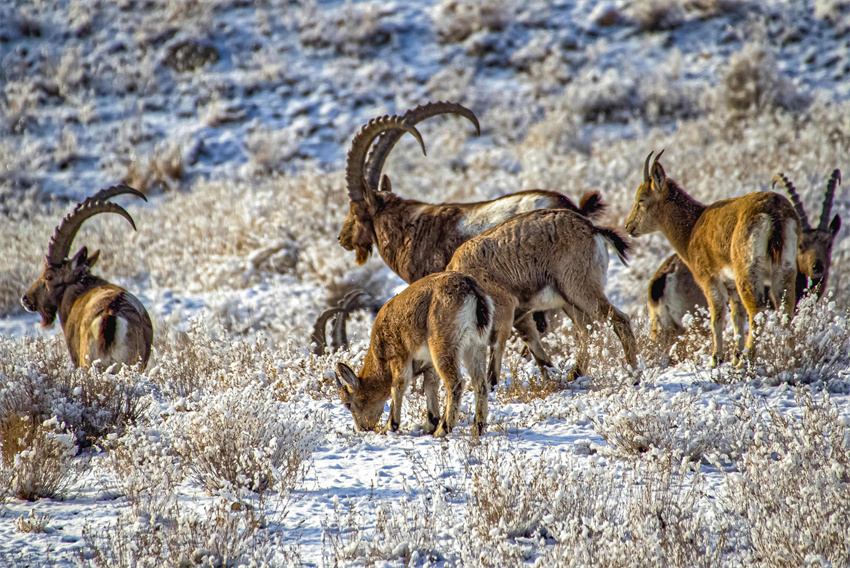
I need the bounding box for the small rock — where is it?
[163,39,220,73]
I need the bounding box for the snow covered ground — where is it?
[2,0,850,566]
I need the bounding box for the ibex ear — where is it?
[335,362,360,392]
[71,246,89,267]
[829,214,841,236]
[85,249,101,268]
[650,161,668,196]
[380,175,393,193]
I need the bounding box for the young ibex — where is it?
[648,169,842,348]
[446,209,638,385]
[21,185,153,370]
[334,271,493,437]
[339,101,604,340]
[625,151,801,368]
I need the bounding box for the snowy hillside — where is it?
[2,0,850,566]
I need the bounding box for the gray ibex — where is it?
[339,101,604,350]
[446,209,638,385]
[335,271,493,437]
[625,151,801,368]
[648,169,842,348]
[21,186,153,370]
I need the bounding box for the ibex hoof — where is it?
[433,422,450,438]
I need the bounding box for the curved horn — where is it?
[772,173,810,231]
[311,307,342,356]
[819,169,841,230]
[643,151,653,183]
[330,290,366,351]
[47,185,147,266]
[364,101,480,194]
[344,115,426,204]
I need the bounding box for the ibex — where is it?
[625,151,801,368]
[339,101,604,345]
[21,185,153,370]
[446,209,638,385]
[334,271,493,437]
[311,291,364,355]
[648,170,842,348]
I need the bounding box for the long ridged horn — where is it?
[311,308,343,356]
[819,169,841,230]
[643,151,653,183]
[772,173,810,231]
[330,290,365,351]
[364,101,480,193]
[47,184,147,266]
[344,116,426,204]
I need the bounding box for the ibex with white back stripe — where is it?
[338,102,604,338]
[625,151,801,368]
[648,170,841,349]
[334,271,493,437]
[21,186,153,370]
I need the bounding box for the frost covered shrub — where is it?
[750,295,850,387]
[588,388,755,461]
[461,441,722,567]
[1,416,78,501]
[171,384,322,497]
[121,138,184,195]
[106,420,182,518]
[724,389,850,567]
[711,41,808,119]
[628,0,686,31]
[296,0,387,56]
[79,499,283,568]
[432,0,515,44]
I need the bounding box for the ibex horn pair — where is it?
[311,290,365,355]
[47,185,147,265]
[643,150,666,183]
[772,169,841,231]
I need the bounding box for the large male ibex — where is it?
[21,186,153,370]
[647,170,842,349]
[446,209,638,385]
[625,151,801,368]
[335,271,493,437]
[338,101,604,340]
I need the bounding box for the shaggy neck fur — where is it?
[57,274,110,328]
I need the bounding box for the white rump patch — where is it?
[594,235,611,288]
[529,286,564,311]
[458,194,553,235]
[781,219,798,270]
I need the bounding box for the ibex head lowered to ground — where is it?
[334,271,493,437]
[772,169,842,301]
[337,101,605,284]
[625,151,801,368]
[21,185,153,370]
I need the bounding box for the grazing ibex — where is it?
[21,185,153,370]
[625,151,801,368]
[339,101,604,338]
[446,209,638,385]
[310,291,365,355]
[648,170,842,349]
[335,271,493,437]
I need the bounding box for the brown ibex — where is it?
[339,101,604,343]
[625,151,801,368]
[446,209,638,385]
[648,170,842,349]
[334,271,493,437]
[21,185,153,370]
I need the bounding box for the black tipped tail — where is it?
[467,279,492,334]
[579,191,606,219]
[767,215,786,264]
[596,226,630,266]
[649,273,667,304]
